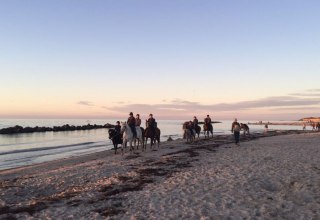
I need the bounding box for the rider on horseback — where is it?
[147,114,157,134]
[188,121,194,136]
[193,116,199,128]
[115,121,121,134]
[127,112,137,138]
[204,115,212,124]
[204,115,213,136]
[135,114,141,127]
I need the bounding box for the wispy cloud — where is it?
[289,89,320,97]
[113,101,127,104]
[270,106,320,111]
[306,89,320,92]
[77,101,94,106]
[105,93,320,115]
[289,93,320,97]
[171,98,200,105]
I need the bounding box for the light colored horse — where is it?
[182,122,195,143]
[121,122,143,153]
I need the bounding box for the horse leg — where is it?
[141,138,144,152]
[142,138,145,152]
[137,138,140,150]
[152,137,156,150]
[188,132,192,143]
[135,138,139,150]
[127,140,131,153]
[134,138,137,152]
[144,137,147,152]
[121,144,124,156]
[193,130,195,142]
[137,137,141,150]
[122,140,127,154]
[129,140,133,153]
[150,137,153,150]
[132,139,135,153]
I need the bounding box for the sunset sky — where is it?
[1,0,319,120]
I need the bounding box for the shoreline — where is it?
[0,129,308,174]
[0,130,319,219]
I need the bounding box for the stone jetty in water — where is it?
[0,123,115,134]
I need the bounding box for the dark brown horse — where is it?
[195,125,201,139]
[108,129,123,155]
[144,126,160,151]
[203,123,213,138]
[240,123,250,136]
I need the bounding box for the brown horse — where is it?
[144,127,160,151]
[203,123,213,138]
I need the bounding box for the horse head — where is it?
[120,122,127,133]
[182,121,188,130]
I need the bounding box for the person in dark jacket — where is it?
[136,114,142,127]
[115,121,121,134]
[127,112,137,138]
[193,116,199,128]
[147,114,156,128]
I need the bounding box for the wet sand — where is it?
[0,130,319,219]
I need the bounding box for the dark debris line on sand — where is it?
[0,130,316,218]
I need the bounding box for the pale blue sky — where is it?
[1,0,319,119]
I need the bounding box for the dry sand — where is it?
[0,131,319,219]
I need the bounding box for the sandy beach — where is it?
[0,131,319,219]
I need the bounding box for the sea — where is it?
[0,119,305,170]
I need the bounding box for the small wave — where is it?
[2,144,108,162]
[0,142,105,156]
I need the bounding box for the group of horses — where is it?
[109,121,251,154]
[182,122,213,143]
[183,122,250,143]
[108,122,161,155]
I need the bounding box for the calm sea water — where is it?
[0,119,305,170]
